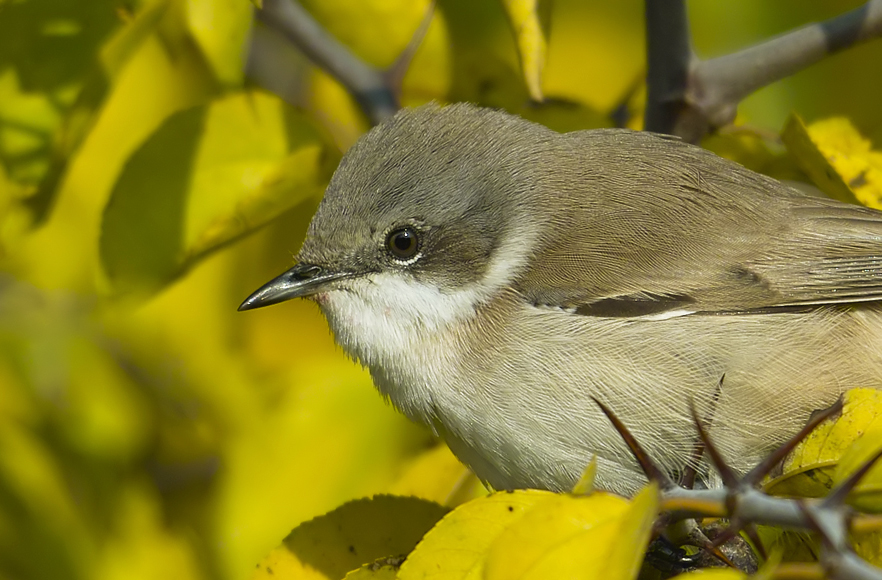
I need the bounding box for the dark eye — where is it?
[386,227,420,261]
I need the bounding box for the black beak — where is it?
[238,263,353,311]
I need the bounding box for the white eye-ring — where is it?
[385,227,422,264]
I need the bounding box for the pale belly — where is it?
[323,284,882,495]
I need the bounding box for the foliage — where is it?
[1,0,882,579]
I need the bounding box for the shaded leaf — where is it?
[852,529,882,569]
[519,97,608,132]
[669,570,748,580]
[250,495,448,580]
[0,0,123,188]
[101,89,336,295]
[702,125,803,183]
[14,0,220,235]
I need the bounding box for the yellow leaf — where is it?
[398,489,558,580]
[185,0,254,86]
[571,456,597,495]
[782,114,858,205]
[852,529,882,568]
[500,0,550,101]
[834,424,882,512]
[100,89,337,295]
[298,0,436,67]
[669,570,748,580]
[702,126,803,183]
[754,526,818,563]
[604,485,658,578]
[94,483,204,580]
[11,2,219,291]
[342,557,403,580]
[250,495,447,580]
[519,98,608,132]
[100,0,170,79]
[765,389,882,498]
[782,115,882,209]
[386,442,486,507]
[484,488,653,580]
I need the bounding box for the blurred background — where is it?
[1,0,880,579]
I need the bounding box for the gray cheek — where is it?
[410,232,499,287]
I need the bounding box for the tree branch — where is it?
[643,0,694,136]
[256,0,398,124]
[644,0,882,142]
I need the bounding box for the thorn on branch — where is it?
[592,397,675,489]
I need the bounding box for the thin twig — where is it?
[256,0,398,124]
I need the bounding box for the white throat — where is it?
[317,227,536,419]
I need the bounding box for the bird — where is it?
[239,102,882,495]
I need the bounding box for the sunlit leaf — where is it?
[100,89,336,295]
[185,0,254,86]
[571,456,597,495]
[834,423,882,512]
[484,487,652,580]
[342,557,403,580]
[398,489,557,580]
[782,115,882,209]
[499,0,550,101]
[250,495,448,580]
[386,442,485,507]
[765,389,882,498]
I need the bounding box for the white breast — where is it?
[316,228,535,426]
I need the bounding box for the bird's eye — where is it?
[386,227,420,261]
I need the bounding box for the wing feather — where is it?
[513,129,882,317]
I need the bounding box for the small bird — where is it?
[239,103,882,495]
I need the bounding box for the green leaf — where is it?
[100,89,336,295]
[0,0,123,188]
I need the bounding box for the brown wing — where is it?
[513,129,882,317]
